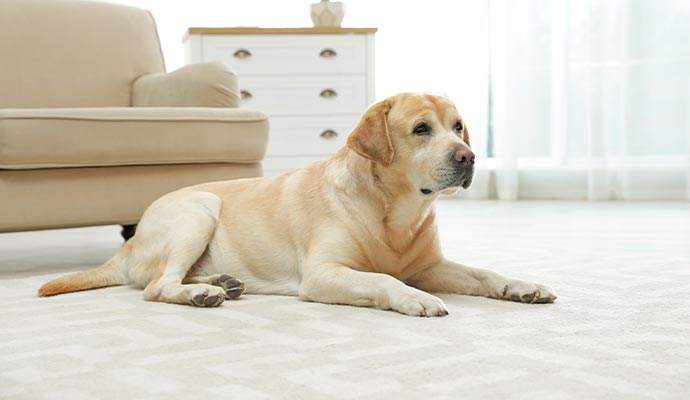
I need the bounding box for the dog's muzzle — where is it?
[420,148,476,195]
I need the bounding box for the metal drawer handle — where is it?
[319,48,337,58]
[320,129,338,139]
[233,49,252,58]
[240,90,252,100]
[320,89,337,98]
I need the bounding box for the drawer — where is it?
[201,34,367,75]
[239,76,368,116]
[266,115,360,157]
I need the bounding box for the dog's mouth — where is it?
[420,170,474,196]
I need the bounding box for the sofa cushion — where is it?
[0,108,269,169]
[0,163,262,232]
[0,0,164,108]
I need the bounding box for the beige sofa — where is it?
[0,0,269,237]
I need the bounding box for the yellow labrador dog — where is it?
[39,93,557,316]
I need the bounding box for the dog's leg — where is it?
[299,263,449,317]
[183,274,245,300]
[406,259,557,303]
[140,192,227,307]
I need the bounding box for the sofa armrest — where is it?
[132,62,240,107]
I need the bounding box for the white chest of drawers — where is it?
[183,27,377,176]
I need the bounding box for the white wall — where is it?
[108,0,489,155]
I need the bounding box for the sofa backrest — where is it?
[0,0,166,108]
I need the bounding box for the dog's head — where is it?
[347,93,474,197]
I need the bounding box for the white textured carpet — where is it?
[1,201,689,399]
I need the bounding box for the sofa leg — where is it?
[121,224,137,242]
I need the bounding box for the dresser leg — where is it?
[121,224,137,242]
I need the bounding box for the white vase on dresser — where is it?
[183,27,377,176]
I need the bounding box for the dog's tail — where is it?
[38,241,132,297]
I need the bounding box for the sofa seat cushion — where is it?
[0,107,268,169]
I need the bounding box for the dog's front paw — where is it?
[500,280,557,304]
[389,290,449,317]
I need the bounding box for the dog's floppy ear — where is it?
[347,100,394,167]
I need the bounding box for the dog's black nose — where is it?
[453,148,475,167]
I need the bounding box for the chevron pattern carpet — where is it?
[1,201,689,399]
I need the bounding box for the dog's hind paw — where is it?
[213,274,245,300]
[190,286,226,307]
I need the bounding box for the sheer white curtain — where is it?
[487,0,690,200]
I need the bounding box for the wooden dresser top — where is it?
[185,27,377,38]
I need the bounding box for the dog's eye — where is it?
[413,123,430,136]
[454,121,464,133]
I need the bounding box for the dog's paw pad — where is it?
[533,291,557,303]
[521,292,535,303]
[191,290,225,307]
[215,274,245,300]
